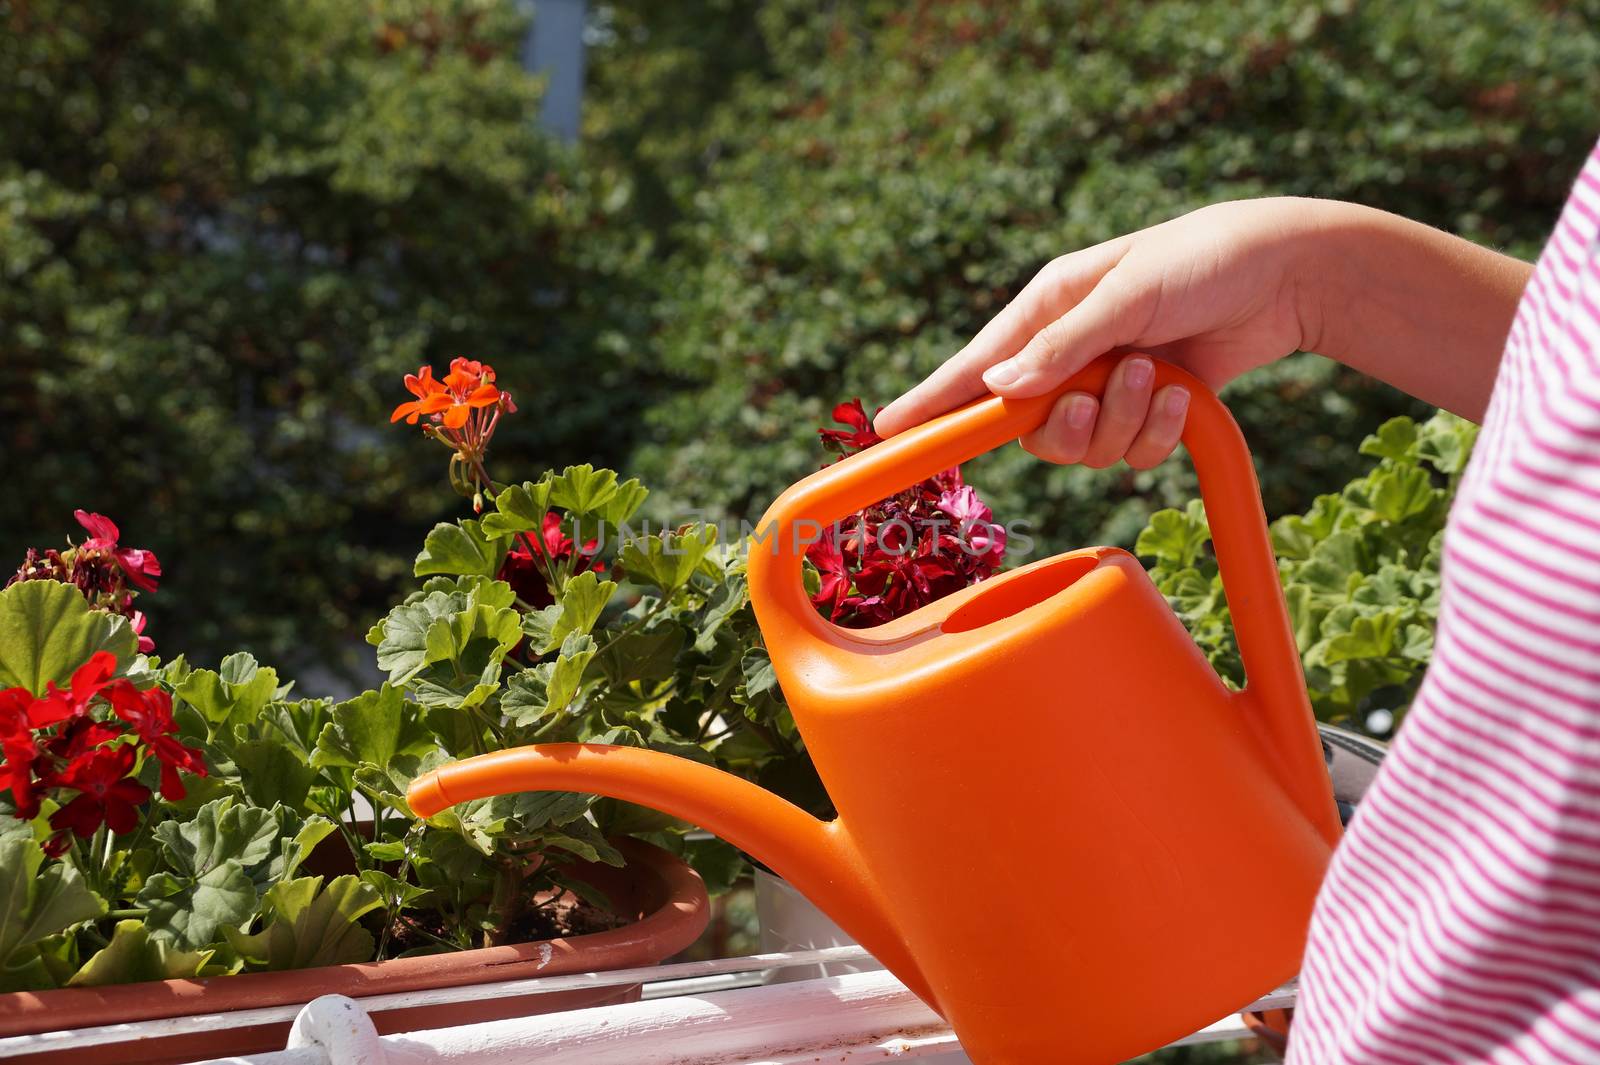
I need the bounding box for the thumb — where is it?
[980,277,1134,397]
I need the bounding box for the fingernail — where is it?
[1166,386,1190,416]
[983,361,1020,388]
[1125,357,1153,389]
[1067,395,1096,430]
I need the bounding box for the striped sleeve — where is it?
[1289,141,1600,1064]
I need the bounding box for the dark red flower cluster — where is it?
[0,652,204,855]
[8,512,162,653]
[497,512,606,611]
[807,401,1006,628]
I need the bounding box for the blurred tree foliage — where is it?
[6,0,1600,675]
[0,0,651,673]
[625,0,1600,555]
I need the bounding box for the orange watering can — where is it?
[408,355,1341,1064]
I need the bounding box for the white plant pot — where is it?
[753,868,973,1063]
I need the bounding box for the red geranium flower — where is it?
[106,684,206,800]
[0,649,204,845]
[806,529,852,618]
[808,400,1006,627]
[75,511,162,594]
[497,513,606,611]
[45,744,149,843]
[9,519,161,653]
[0,688,43,819]
[818,399,883,457]
[30,652,119,730]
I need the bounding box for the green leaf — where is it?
[370,578,521,685]
[414,520,508,578]
[259,698,335,762]
[371,594,454,681]
[548,464,620,517]
[679,837,746,896]
[540,818,624,867]
[1318,610,1405,665]
[359,869,430,910]
[315,685,435,770]
[597,478,649,526]
[175,653,280,729]
[1401,623,1436,662]
[1134,500,1210,569]
[1271,494,1350,561]
[230,740,316,810]
[548,634,597,713]
[1359,417,1420,463]
[1295,532,1366,600]
[408,674,500,712]
[1361,465,1439,525]
[481,478,554,537]
[519,604,562,656]
[1,932,78,992]
[693,577,749,654]
[596,626,685,685]
[140,864,256,952]
[618,525,719,592]
[67,921,213,987]
[740,646,780,698]
[483,789,594,833]
[154,798,279,880]
[141,798,279,949]
[503,670,552,728]
[0,581,137,696]
[1416,412,1479,476]
[534,570,617,654]
[0,839,105,968]
[224,875,382,971]
[261,813,338,886]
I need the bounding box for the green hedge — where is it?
[628,0,1599,558]
[7,0,1600,671]
[0,0,651,669]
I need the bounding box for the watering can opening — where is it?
[940,552,1101,634]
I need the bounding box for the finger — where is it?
[1020,393,1098,466]
[1122,385,1191,470]
[1082,355,1155,468]
[874,241,1126,437]
[981,270,1141,400]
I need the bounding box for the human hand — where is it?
[874,198,1329,468]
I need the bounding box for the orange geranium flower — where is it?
[391,358,507,429]
[390,357,517,509]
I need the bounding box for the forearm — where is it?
[1293,200,1533,420]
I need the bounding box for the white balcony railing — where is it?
[0,946,1298,1065]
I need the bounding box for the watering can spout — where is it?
[405,743,934,1005]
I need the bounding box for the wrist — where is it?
[1278,198,1385,363]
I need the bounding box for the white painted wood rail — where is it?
[0,947,1298,1064]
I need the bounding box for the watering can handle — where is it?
[749,354,1332,835]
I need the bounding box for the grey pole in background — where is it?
[520,0,588,143]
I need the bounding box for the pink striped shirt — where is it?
[1290,141,1600,1063]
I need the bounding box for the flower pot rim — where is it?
[0,837,707,1039]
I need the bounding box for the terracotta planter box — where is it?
[0,838,707,1065]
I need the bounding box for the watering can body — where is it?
[408,356,1341,1064]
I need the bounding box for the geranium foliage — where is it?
[1137,411,1477,732]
